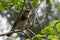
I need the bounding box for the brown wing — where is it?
[11,14,28,31]
[10,16,21,31]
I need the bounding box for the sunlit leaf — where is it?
[52,38,58,40]
[56,23,60,32]
[50,20,60,27]
[32,34,43,40]
[14,0,23,3]
[26,38,30,40]
[36,34,43,38]
[0,2,4,10]
[20,0,24,2]
[41,26,54,34]
[4,0,12,2]
[48,35,54,39]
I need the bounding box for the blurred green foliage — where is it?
[0,0,60,40]
[0,0,39,25]
[26,20,60,40]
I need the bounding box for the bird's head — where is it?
[21,9,32,21]
[23,9,32,17]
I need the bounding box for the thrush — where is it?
[11,9,31,31]
[7,9,35,36]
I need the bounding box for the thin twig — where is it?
[30,1,43,29]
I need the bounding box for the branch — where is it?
[0,28,35,38]
[0,26,35,40]
[0,29,23,36]
[29,1,43,29]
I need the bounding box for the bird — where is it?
[7,9,35,36]
[11,9,31,31]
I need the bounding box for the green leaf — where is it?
[14,0,23,3]
[52,38,58,40]
[41,26,54,34]
[31,0,38,7]
[26,38,30,40]
[15,4,22,10]
[58,4,60,9]
[32,34,43,40]
[20,0,24,2]
[14,0,24,3]
[36,34,43,38]
[48,35,54,39]
[57,33,60,37]
[46,0,50,4]
[33,37,39,40]
[0,2,4,10]
[4,0,12,2]
[56,23,60,32]
[50,20,60,27]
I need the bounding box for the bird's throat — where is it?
[20,15,28,21]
